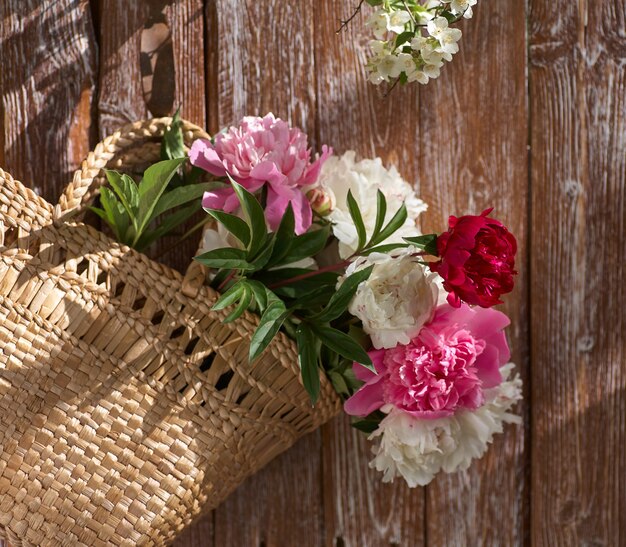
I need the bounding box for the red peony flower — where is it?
[430,209,517,308]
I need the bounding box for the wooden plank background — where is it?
[0,0,624,545]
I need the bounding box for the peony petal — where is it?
[354,349,386,381]
[264,187,294,232]
[202,187,240,213]
[468,307,511,340]
[189,139,228,177]
[250,160,285,187]
[474,344,503,388]
[303,145,333,186]
[344,382,385,417]
[265,186,312,235]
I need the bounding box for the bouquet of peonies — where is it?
[98,113,521,487]
[344,0,478,87]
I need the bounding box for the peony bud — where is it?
[307,187,335,216]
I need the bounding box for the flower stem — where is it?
[217,269,238,292]
[268,260,351,290]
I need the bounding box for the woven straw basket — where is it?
[0,118,340,546]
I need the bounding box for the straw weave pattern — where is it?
[0,118,341,546]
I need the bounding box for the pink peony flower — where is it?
[189,113,331,235]
[344,304,511,419]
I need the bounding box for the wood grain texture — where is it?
[1,0,625,545]
[529,0,626,544]
[417,1,530,545]
[208,2,325,545]
[315,2,425,546]
[95,0,207,273]
[0,0,97,201]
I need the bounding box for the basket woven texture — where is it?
[0,118,341,546]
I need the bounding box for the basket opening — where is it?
[215,369,234,391]
[184,336,200,355]
[96,270,108,286]
[132,296,147,311]
[151,309,165,325]
[170,325,186,339]
[199,354,215,373]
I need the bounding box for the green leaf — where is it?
[352,410,386,434]
[90,206,111,224]
[249,301,289,362]
[369,203,408,247]
[244,279,270,312]
[346,190,367,251]
[296,325,321,404]
[136,158,187,235]
[310,265,374,323]
[211,281,245,311]
[99,186,131,243]
[328,371,349,397]
[152,183,212,218]
[204,208,251,247]
[395,30,414,48]
[224,285,252,323]
[266,203,295,268]
[134,202,197,251]
[361,242,409,255]
[229,176,267,258]
[403,234,439,256]
[352,418,381,434]
[310,325,373,369]
[195,247,255,270]
[105,171,139,218]
[250,237,276,270]
[161,110,186,161]
[281,224,330,264]
[371,190,387,243]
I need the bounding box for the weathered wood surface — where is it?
[529,0,626,545]
[0,0,624,545]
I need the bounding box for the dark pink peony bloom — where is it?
[344,304,511,419]
[189,113,331,235]
[430,209,517,308]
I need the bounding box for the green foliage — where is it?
[403,233,439,256]
[198,178,421,405]
[91,157,212,251]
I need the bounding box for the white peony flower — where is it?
[344,249,439,349]
[368,363,523,487]
[316,151,428,258]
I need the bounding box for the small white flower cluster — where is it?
[363,0,477,86]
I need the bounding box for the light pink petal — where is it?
[264,188,293,232]
[189,139,228,177]
[468,307,511,340]
[202,187,239,213]
[264,187,312,235]
[303,145,333,186]
[354,349,385,381]
[250,160,286,187]
[343,382,385,417]
[288,190,313,235]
